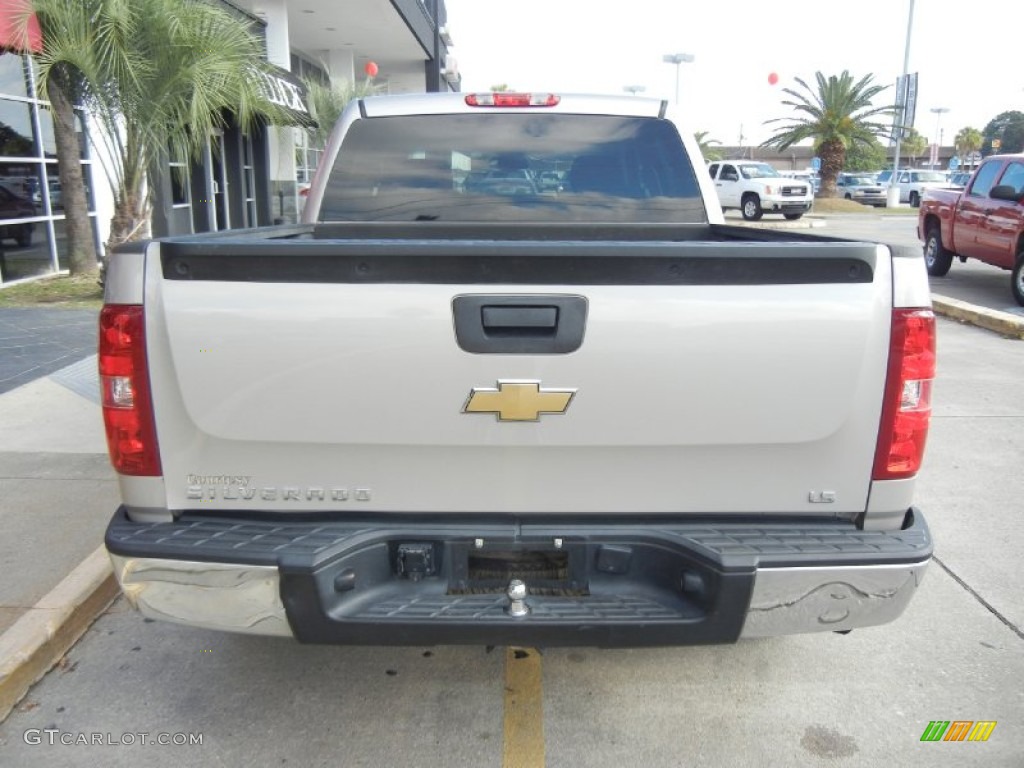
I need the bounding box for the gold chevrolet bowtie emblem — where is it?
[463,380,576,422]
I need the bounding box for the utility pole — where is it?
[888,0,915,206]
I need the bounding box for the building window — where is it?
[289,55,327,217]
[242,134,257,227]
[0,51,30,99]
[0,98,37,156]
[169,157,190,206]
[0,54,100,283]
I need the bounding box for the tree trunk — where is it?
[49,71,98,275]
[817,139,846,198]
[108,194,148,248]
[107,129,151,248]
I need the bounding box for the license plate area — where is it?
[448,542,589,596]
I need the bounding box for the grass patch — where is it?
[812,197,916,215]
[0,273,103,309]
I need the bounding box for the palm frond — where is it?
[28,0,299,243]
[760,71,896,194]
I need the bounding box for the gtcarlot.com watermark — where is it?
[23,729,203,747]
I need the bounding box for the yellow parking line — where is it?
[503,647,545,768]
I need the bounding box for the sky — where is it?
[443,0,1024,148]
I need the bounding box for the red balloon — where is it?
[364,61,379,78]
[768,72,779,86]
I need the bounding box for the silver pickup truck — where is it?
[102,92,935,647]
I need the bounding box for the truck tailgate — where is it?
[147,238,890,516]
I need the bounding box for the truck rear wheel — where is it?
[909,191,920,208]
[1012,253,1024,307]
[741,194,763,221]
[924,225,953,277]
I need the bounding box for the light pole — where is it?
[623,85,646,96]
[887,0,915,208]
[662,53,695,105]
[930,107,949,169]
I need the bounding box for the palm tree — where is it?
[24,0,291,262]
[693,131,723,162]
[303,76,381,150]
[954,126,983,169]
[761,71,895,198]
[11,1,106,275]
[902,128,927,167]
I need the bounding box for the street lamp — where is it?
[662,52,695,105]
[930,107,950,169]
[887,0,915,208]
[623,85,646,96]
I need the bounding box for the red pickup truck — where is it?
[918,154,1024,305]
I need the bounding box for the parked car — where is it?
[466,169,538,196]
[535,170,566,192]
[894,169,954,207]
[874,169,913,187]
[948,171,973,188]
[707,161,814,220]
[779,170,820,194]
[836,173,887,207]
[0,184,35,246]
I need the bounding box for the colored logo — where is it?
[463,380,575,422]
[920,721,996,742]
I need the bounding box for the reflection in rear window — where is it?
[319,113,706,223]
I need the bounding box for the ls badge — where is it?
[463,380,576,422]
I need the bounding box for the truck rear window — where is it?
[318,113,706,223]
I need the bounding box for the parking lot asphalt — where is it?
[0,214,1022,730]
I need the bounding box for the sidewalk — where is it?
[0,368,117,636]
[0,308,121,718]
[0,308,100,395]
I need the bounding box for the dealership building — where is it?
[0,0,458,284]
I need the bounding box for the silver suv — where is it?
[837,173,887,207]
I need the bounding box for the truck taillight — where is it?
[873,309,935,480]
[99,305,162,476]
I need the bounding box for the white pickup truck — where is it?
[102,92,934,647]
[707,160,815,221]
[894,169,953,208]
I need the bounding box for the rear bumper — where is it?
[105,508,932,647]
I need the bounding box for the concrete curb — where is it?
[931,294,1024,339]
[0,546,117,721]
